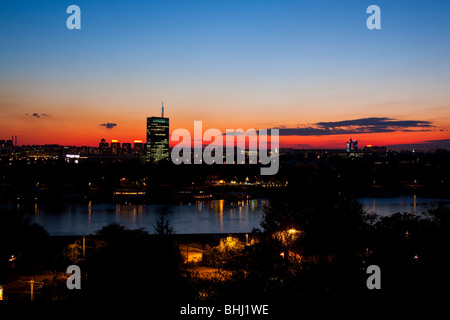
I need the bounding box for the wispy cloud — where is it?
[25,113,49,119]
[100,122,117,129]
[273,117,434,136]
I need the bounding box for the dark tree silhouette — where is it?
[0,210,49,281]
[81,222,185,302]
[153,214,175,235]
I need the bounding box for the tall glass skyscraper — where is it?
[346,138,358,152]
[146,106,169,163]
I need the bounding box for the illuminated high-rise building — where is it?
[346,138,358,152]
[146,104,169,163]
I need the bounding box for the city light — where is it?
[273,228,302,246]
[0,0,449,312]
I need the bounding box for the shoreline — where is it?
[2,187,450,206]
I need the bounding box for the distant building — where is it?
[111,140,121,155]
[0,139,14,158]
[133,140,145,155]
[363,145,387,154]
[99,138,110,154]
[0,139,13,147]
[146,104,169,163]
[122,142,132,155]
[346,138,358,152]
[279,148,294,156]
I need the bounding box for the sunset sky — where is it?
[1,0,449,149]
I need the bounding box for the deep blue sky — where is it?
[1,0,449,148]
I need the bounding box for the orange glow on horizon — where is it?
[4,125,449,150]
[1,106,449,149]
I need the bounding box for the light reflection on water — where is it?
[2,196,449,235]
[358,195,450,217]
[16,199,268,235]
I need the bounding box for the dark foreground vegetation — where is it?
[1,179,449,309]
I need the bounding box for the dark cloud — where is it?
[222,130,258,136]
[402,129,433,132]
[423,138,450,144]
[100,123,117,129]
[316,117,432,129]
[25,113,49,118]
[273,117,434,136]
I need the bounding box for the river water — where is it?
[2,196,450,235]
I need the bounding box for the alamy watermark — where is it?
[366,265,381,289]
[66,4,380,31]
[66,5,81,30]
[171,121,279,175]
[66,265,81,289]
[366,5,381,30]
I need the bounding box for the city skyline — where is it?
[1,0,449,150]
[2,112,449,151]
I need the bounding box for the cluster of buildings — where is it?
[98,105,170,162]
[345,138,387,156]
[0,108,399,163]
[0,139,14,158]
[0,106,170,163]
[98,139,145,156]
